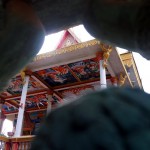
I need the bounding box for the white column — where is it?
[47,93,53,115]
[0,104,3,133]
[14,76,29,137]
[100,60,107,89]
[0,98,5,133]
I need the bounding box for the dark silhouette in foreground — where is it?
[31,88,150,150]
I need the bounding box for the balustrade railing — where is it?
[0,136,10,150]
[11,136,34,150]
[0,135,34,150]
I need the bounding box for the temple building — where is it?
[0,29,142,149]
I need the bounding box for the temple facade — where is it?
[0,30,142,150]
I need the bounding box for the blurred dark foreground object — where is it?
[31,88,150,150]
[0,0,45,91]
[84,0,150,59]
[0,0,149,91]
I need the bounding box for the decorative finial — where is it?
[118,73,127,86]
[100,43,112,68]
[20,68,26,85]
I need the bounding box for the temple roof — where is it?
[0,38,142,115]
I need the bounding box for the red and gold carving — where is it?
[100,43,112,68]
[61,85,93,95]
[47,90,53,95]
[118,73,127,86]
[96,52,103,61]
[111,77,118,84]
[0,98,5,104]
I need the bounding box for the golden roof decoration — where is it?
[33,40,100,62]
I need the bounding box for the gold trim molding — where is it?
[123,59,133,68]
[33,40,100,62]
